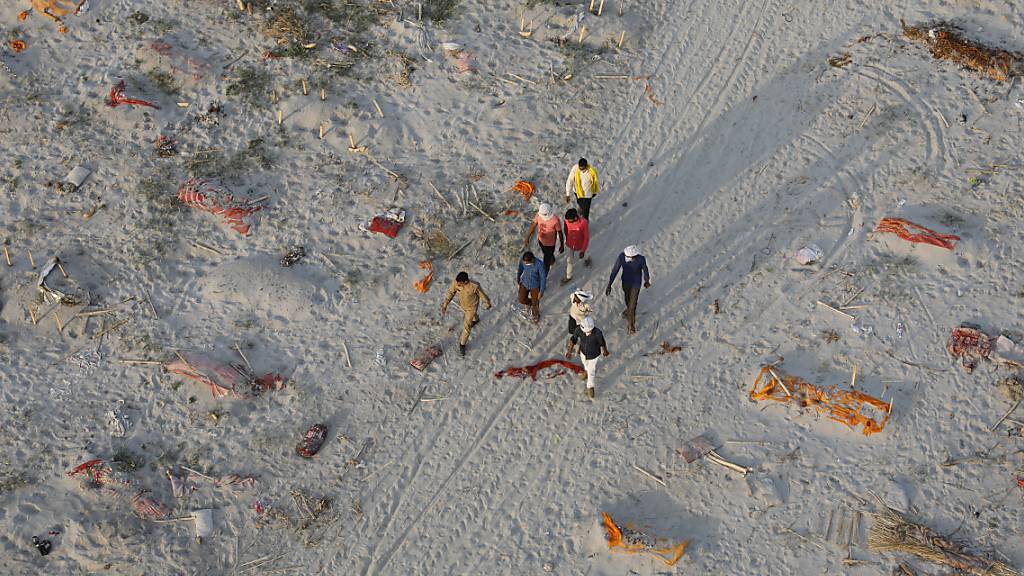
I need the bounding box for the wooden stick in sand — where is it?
[341,342,353,368]
[990,399,1021,431]
[632,464,667,487]
[54,310,64,333]
[56,259,68,278]
[816,300,854,320]
[234,343,254,372]
[118,359,163,365]
[27,249,35,269]
[578,26,587,44]
[428,181,456,212]
[372,99,384,118]
[235,0,245,11]
[468,201,496,222]
[319,124,325,140]
[277,110,283,125]
[2,244,10,267]
[849,365,858,389]
[598,0,605,16]
[618,31,625,48]
[27,305,37,325]
[301,79,308,96]
[589,0,595,11]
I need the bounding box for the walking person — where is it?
[564,157,599,221]
[560,208,590,285]
[565,316,609,399]
[566,289,593,346]
[516,251,547,323]
[441,271,492,356]
[523,203,563,276]
[605,245,651,334]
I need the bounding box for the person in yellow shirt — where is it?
[441,272,492,356]
[564,157,599,221]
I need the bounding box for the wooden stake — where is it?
[54,310,64,333]
[990,399,1021,431]
[3,246,11,266]
[56,258,68,278]
[589,0,596,11]
[578,25,587,44]
[816,300,854,320]
[618,31,625,48]
[277,109,283,125]
[301,79,308,96]
[271,89,277,104]
[372,99,384,118]
[27,305,37,325]
[632,464,667,487]
[319,124,325,140]
[595,74,629,80]
[468,201,496,222]
[341,342,353,368]
[27,249,35,268]
[117,359,163,365]
[849,365,858,389]
[598,0,605,16]
[319,88,325,101]
[234,343,254,372]
[427,181,456,212]
[619,0,624,16]
[235,0,245,10]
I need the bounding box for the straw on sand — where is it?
[902,20,1017,82]
[868,508,1018,576]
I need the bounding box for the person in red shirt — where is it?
[560,208,590,285]
[523,203,563,275]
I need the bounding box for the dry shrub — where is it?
[902,20,1017,82]
[264,7,309,43]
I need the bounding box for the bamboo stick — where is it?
[618,31,625,48]
[27,305,37,325]
[56,259,68,278]
[372,99,384,118]
[598,0,605,16]
[632,464,667,487]
[27,249,35,268]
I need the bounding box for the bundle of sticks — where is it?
[869,507,1018,576]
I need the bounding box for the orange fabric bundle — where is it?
[414,260,433,293]
[511,180,535,202]
[874,218,959,250]
[750,366,892,436]
[602,513,688,566]
[10,40,27,53]
[495,359,586,380]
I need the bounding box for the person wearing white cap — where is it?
[523,202,563,276]
[605,245,651,334]
[565,315,609,399]
[567,289,593,344]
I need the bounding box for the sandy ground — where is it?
[3,0,1024,574]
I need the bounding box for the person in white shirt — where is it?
[564,157,599,221]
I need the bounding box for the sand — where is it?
[2,0,1024,574]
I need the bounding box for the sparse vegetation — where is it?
[225,66,273,108]
[111,448,145,472]
[424,0,460,23]
[145,67,181,95]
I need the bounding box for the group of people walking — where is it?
[440,158,653,399]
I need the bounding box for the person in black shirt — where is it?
[566,316,610,399]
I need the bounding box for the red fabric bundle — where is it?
[369,216,403,238]
[495,359,586,380]
[875,218,959,250]
[106,80,160,109]
[177,179,262,236]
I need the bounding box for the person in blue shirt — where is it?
[605,245,651,334]
[517,251,547,323]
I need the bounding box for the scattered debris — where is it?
[59,165,91,194]
[192,508,213,543]
[947,326,992,373]
[750,364,892,436]
[868,506,1018,576]
[177,179,263,236]
[31,535,52,556]
[20,0,89,32]
[154,135,177,157]
[823,329,841,344]
[643,342,682,356]
[875,218,960,250]
[106,401,131,438]
[998,375,1024,402]
[794,244,824,265]
[828,53,852,67]
[409,344,442,371]
[414,260,433,293]
[280,246,306,267]
[164,352,285,399]
[902,20,1017,83]
[601,512,688,566]
[37,257,83,305]
[106,80,160,109]
[297,424,329,458]
[494,359,586,380]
